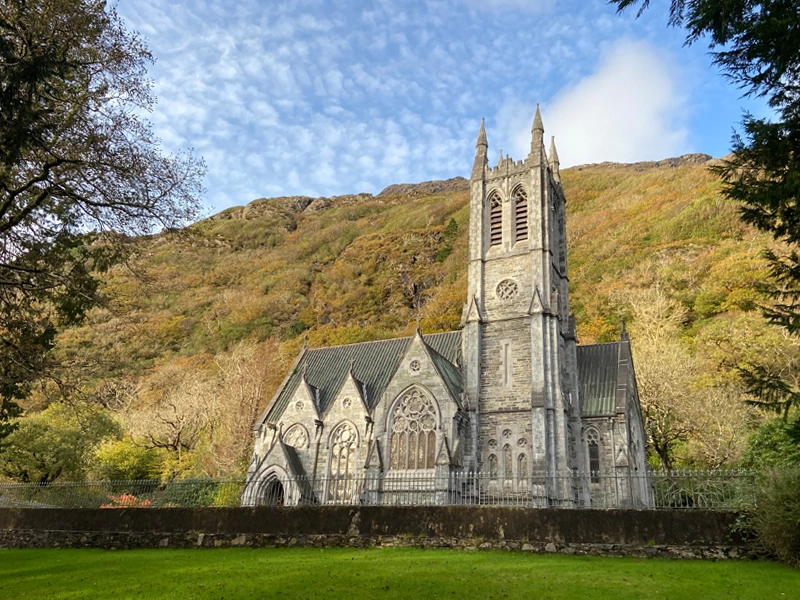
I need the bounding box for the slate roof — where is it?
[264,331,462,423]
[576,342,622,416]
[263,329,626,423]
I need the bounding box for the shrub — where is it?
[751,466,800,567]
[156,478,219,507]
[94,440,164,481]
[741,414,800,470]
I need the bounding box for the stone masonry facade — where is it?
[242,108,653,509]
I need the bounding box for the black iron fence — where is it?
[0,470,755,510]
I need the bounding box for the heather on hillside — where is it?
[2,158,797,480]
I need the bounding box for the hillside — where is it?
[7,155,799,481]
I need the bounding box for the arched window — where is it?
[512,187,528,242]
[586,429,600,484]
[389,388,437,470]
[327,422,358,502]
[517,454,528,484]
[503,444,513,480]
[489,454,498,479]
[489,192,502,247]
[283,424,309,449]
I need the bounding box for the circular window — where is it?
[488,439,498,450]
[295,401,304,411]
[409,359,421,372]
[517,438,528,448]
[496,279,519,301]
[502,429,512,439]
[342,397,352,409]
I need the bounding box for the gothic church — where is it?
[243,108,653,508]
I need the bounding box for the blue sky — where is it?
[117,0,769,214]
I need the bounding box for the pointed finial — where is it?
[476,118,488,148]
[532,104,543,133]
[349,357,355,371]
[498,149,503,166]
[621,319,630,341]
[475,119,489,149]
[530,104,544,156]
[303,334,309,349]
[549,136,560,167]
[472,118,489,180]
[302,361,308,377]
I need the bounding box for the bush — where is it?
[741,414,800,470]
[156,478,219,507]
[751,467,800,567]
[93,440,164,481]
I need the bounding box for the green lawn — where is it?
[0,547,797,599]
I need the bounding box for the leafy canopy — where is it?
[0,1,204,416]
[610,0,800,417]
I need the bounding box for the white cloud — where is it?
[461,0,555,12]
[499,39,689,166]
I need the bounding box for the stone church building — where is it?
[242,108,653,508]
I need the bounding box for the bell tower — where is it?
[461,107,581,505]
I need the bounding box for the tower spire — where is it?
[549,136,560,181]
[530,104,544,155]
[472,118,488,179]
[476,118,488,149]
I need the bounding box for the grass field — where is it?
[1,547,799,600]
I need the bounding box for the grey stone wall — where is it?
[0,507,749,560]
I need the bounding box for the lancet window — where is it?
[513,187,528,242]
[586,429,601,483]
[327,421,358,502]
[517,454,528,483]
[503,444,513,479]
[389,388,437,470]
[489,192,502,247]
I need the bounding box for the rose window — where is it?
[496,279,519,301]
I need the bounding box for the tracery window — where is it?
[513,187,528,242]
[586,429,600,484]
[327,422,358,502]
[389,389,437,470]
[489,454,498,479]
[489,193,502,247]
[283,424,309,449]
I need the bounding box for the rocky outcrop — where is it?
[377,177,469,197]
[572,154,714,172]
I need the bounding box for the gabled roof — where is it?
[424,341,463,409]
[262,331,462,424]
[576,342,622,417]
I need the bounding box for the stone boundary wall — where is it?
[0,507,749,559]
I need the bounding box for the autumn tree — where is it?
[0,0,204,431]
[627,288,754,468]
[609,0,800,416]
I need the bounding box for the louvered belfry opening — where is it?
[489,194,502,246]
[514,187,528,242]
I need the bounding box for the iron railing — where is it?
[0,470,755,510]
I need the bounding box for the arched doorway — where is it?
[262,478,285,506]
